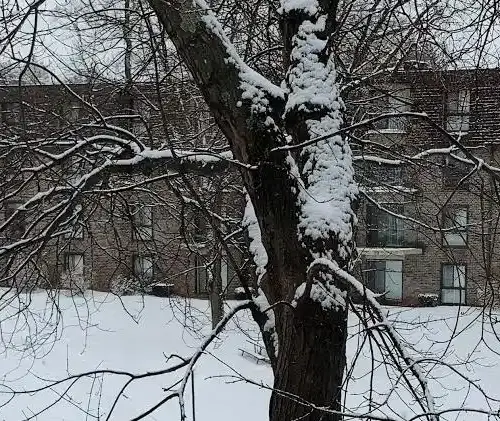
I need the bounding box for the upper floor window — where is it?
[442,154,469,189]
[1,102,20,125]
[371,89,410,133]
[357,162,404,188]
[366,203,405,247]
[442,207,468,247]
[131,204,153,240]
[446,89,470,133]
[3,201,25,238]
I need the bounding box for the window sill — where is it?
[364,185,418,194]
[358,247,423,259]
[366,129,407,135]
[441,243,468,249]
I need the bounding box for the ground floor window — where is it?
[195,254,235,294]
[194,255,208,294]
[441,264,466,304]
[64,253,84,277]
[366,260,403,301]
[62,252,85,290]
[133,255,153,283]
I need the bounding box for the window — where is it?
[133,255,153,282]
[446,90,470,133]
[62,253,85,290]
[220,253,236,290]
[442,154,469,188]
[57,102,82,126]
[357,162,404,187]
[366,204,405,247]
[442,207,467,246]
[64,253,84,277]
[194,254,234,294]
[366,260,403,301]
[194,255,208,294]
[131,204,153,240]
[441,264,466,304]
[372,89,410,132]
[4,201,25,238]
[67,103,82,122]
[1,102,20,125]
[193,212,208,243]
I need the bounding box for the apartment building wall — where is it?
[0,82,245,298]
[354,69,500,306]
[3,70,500,305]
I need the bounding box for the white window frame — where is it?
[441,264,466,304]
[366,260,403,301]
[133,255,154,282]
[366,203,405,247]
[194,255,208,294]
[64,253,84,277]
[370,88,411,133]
[68,103,82,122]
[443,207,468,247]
[132,204,153,240]
[446,89,470,134]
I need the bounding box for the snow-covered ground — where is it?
[0,290,499,420]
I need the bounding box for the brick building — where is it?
[0,81,243,298]
[353,68,500,306]
[2,69,500,305]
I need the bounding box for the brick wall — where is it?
[354,69,500,306]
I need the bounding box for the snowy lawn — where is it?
[0,290,499,420]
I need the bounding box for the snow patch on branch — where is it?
[242,194,268,283]
[283,9,357,260]
[293,281,347,311]
[194,0,284,118]
[279,0,318,15]
[254,291,278,354]
[284,14,336,114]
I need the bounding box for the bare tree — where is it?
[2,0,500,420]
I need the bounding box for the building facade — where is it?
[0,81,244,298]
[353,69,500,306]
[2,69,500,305]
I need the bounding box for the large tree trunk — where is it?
[148,1,355,421]
[272,301,347,421]
[209,253,224,328]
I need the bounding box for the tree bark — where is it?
[147,2,354,421]
[209,190,224,328]
[272,298,347,421]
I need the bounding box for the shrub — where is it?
[418,293,439,307]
